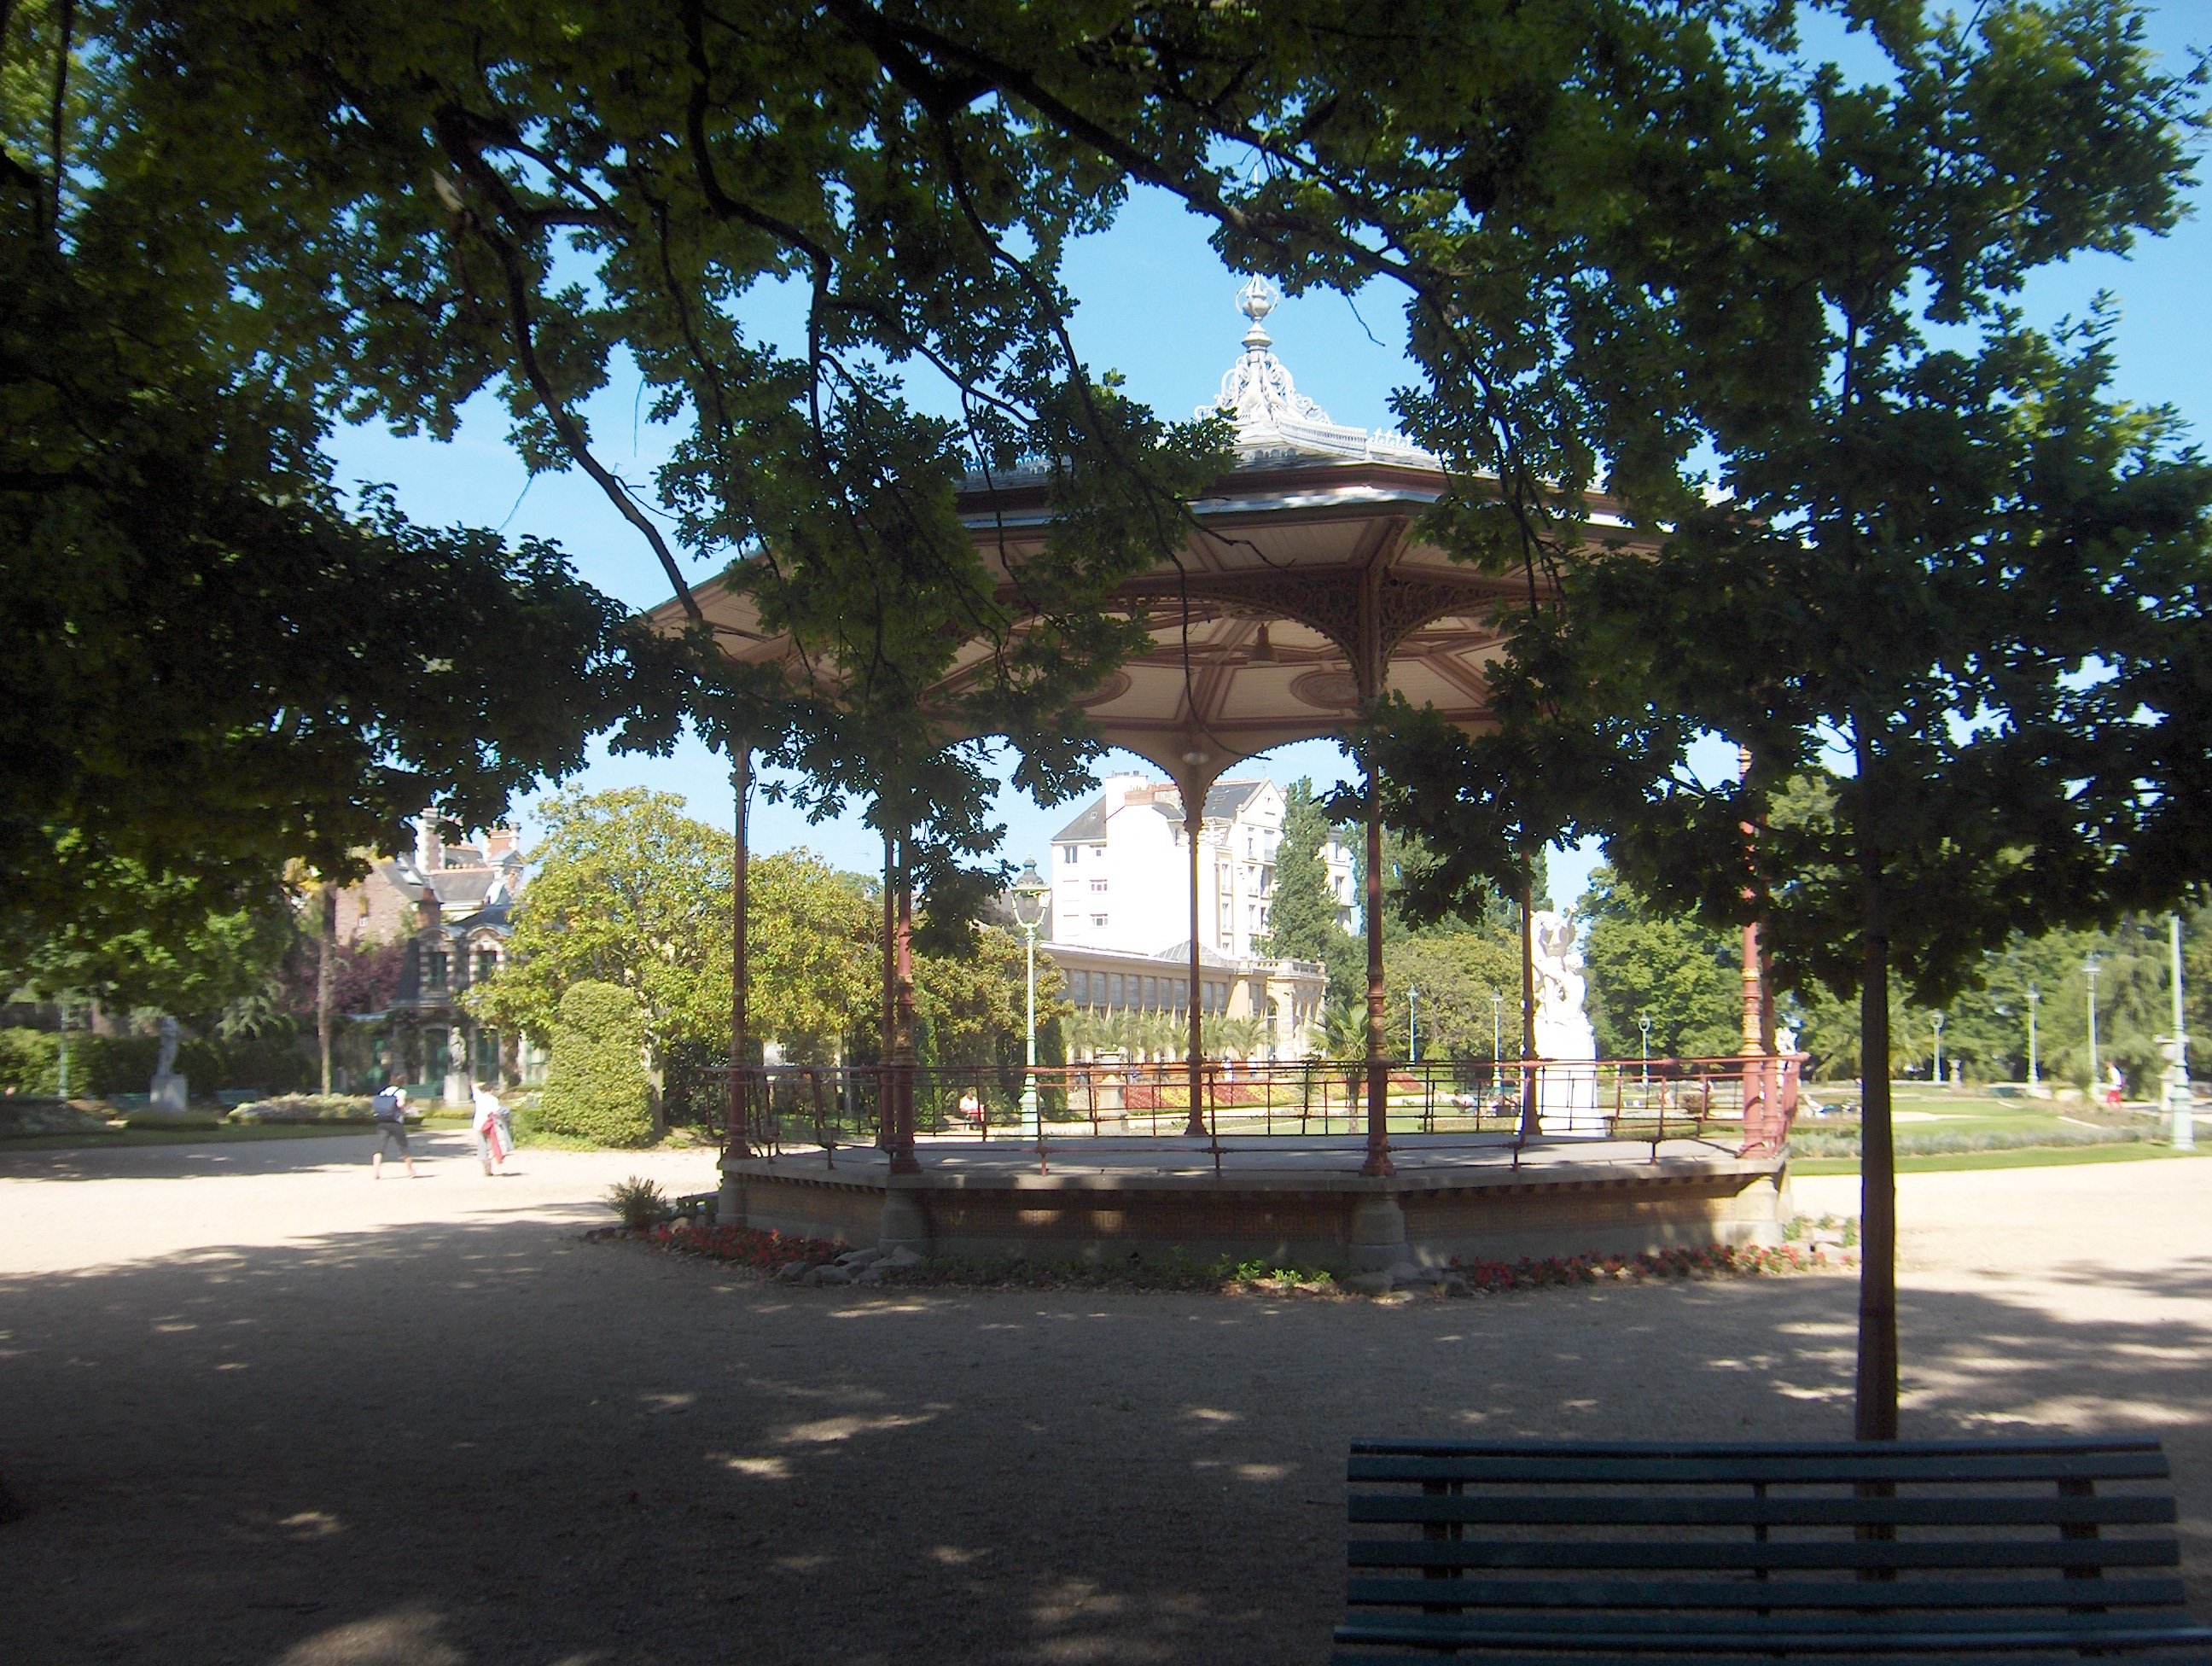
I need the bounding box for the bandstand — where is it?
[652,281,1800,1269]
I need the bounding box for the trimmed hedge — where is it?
[0,1028,312,1097]
[539,982,655,1148]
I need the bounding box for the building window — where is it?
[1090,880,1108,894]
[1143,976,1159,1007]
[1091,913,1108,929]
[1109,974,1125,1007]
[426,951,448,993]
[474,949,498,984]
[1067,844,1078,865]
[1072,970,1090,1005]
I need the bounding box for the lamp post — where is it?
[1408,985,1418,1064]
[1638,1010,1652,1088]
[2168,914,2193,1150]
[2086,955,2101,1092]
[2026,983,2040,1091]
[1931,1012,1946,1086]
[1010,859,1051,1139]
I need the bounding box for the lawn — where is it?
[1789,1084,2195,1174]
[1792,1143,2207,1175]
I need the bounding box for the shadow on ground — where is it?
[3,1215,2209,1665]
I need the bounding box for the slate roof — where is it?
[425,869,498,911]
[1051,798,1108,843]
[1050,778,1269,843]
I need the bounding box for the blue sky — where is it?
[324,6,2212,906]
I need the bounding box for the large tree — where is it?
[468,789,882,1067]
[2,3,673,940]
[26,0,1817,901]
[1260,780,1360,1021]
[1579,867,1743,1064]
[1394,3,2212,1438]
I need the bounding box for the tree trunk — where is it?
[318,881,337,1095]
[1855,851,1899,1440]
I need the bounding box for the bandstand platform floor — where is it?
[719,1132,1793,1268]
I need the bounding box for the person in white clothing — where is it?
[470,1081,512,1175]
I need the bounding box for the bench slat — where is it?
[1348,1493,2176,1529]
[1349,1453,2170,1487]
[1335,1615,2212,1650]
[1344,1575,2192,1612]
[1331,1654,2209,1666]
[1330,1654,2021,1666]
[1351,1437,2163,1460]
[1347,1536,2176,1572]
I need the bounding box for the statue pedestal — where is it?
[149,1075,189,1114]
[1535,1061,1603,1136]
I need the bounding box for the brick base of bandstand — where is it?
[715,1133,1792,1270]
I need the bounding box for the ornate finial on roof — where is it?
[1193,277,1443,467]
[1206,276,1331,435]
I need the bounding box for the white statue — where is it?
[149,1015,188,1113]
[1528,911,1601,1134]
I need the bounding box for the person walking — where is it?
[370,1084,417,1180]
[470,1081,512,1176]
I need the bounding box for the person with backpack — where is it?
[370,1084,417,1180]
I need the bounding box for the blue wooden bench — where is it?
[1335,1436,2212,1661]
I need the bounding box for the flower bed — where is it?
[1447,1243,1854,1292]
[604,1222,1853,1294]
[590,1221,847,1273]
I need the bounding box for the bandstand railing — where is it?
[710,1053,1804,1177]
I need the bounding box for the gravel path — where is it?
[3,1134,2208,1666]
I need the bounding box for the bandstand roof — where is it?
[652,278,1644,790]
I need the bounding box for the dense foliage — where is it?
[469,787,1058,1074]
[0,1028,313,1097]
[538,981,655,1148]
[1579,868,1744,1064]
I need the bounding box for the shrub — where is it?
[226,1094,376,1125]
[539,982,655,1147]
[604,1175,669,1230]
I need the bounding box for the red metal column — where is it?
[878,835,894,1150]
[1518,871,1539,1141]
[1183,799,1208,1139]
[888,836,921,1174]
[727,746,753,1158]
[1360,769,1394,1176]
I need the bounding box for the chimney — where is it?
[1103,772,1149,819]
[414,813,443,875]
[484,826,519,862]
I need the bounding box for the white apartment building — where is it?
[1051,774,1293,959]
[1040,773,1351,1058]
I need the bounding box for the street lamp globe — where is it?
[1011,859,1050,930]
